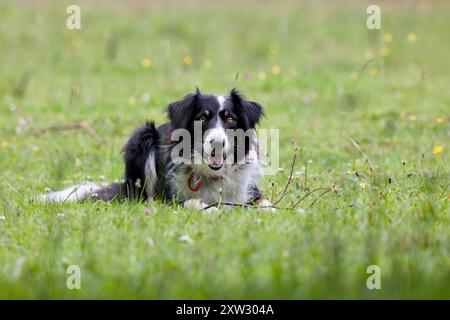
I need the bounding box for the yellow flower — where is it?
[436,117,445,124]
[0,140,8,148]
[141,58,152,68]
[183,53,193,65]
[128,97,136,104]
[383,33,393,43]
[408,115,417,122]
[368,67,378,77]
[407,33,417,43]
[355,158,361,164]
[203,59,212,69]
[433,145,443,156]
[379,46,389,57]
[272,65,281,75]
[350,71,359,80]
[258,72,267,80]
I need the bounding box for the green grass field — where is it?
[0,0,449,299]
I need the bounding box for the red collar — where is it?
[188,173,202,192]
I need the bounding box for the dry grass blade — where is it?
[287,187,331,209]
[309,189,332,208]
[272,153,297,205]
[349,138,375,170]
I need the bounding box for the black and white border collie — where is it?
[40,89,271,210]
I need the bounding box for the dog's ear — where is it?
[230,88,264,129]
[167,89,200,129]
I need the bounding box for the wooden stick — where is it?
[33,121,100,141]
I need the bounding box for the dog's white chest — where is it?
[173,164,259,204]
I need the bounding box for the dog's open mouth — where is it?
[206,153,226,170]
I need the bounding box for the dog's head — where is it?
[167,88,264,173]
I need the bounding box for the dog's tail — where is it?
[123,120,159,200]
[38,182,128,203]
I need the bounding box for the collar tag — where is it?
[188,173,202,192]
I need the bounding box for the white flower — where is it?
[178,234,194,244]
[142,93,151,102]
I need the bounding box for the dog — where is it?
[39,89,272,210]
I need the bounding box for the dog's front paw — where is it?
[183,199,206,210]
[183,199,217,212]
[256,199,276,213]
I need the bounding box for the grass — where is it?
[0,0,449,299]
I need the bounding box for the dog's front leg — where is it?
[183,199,218,212]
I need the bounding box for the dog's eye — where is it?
[196,111,210,122]
[226,116,235,123]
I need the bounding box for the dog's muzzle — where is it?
[203,128,229,170]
